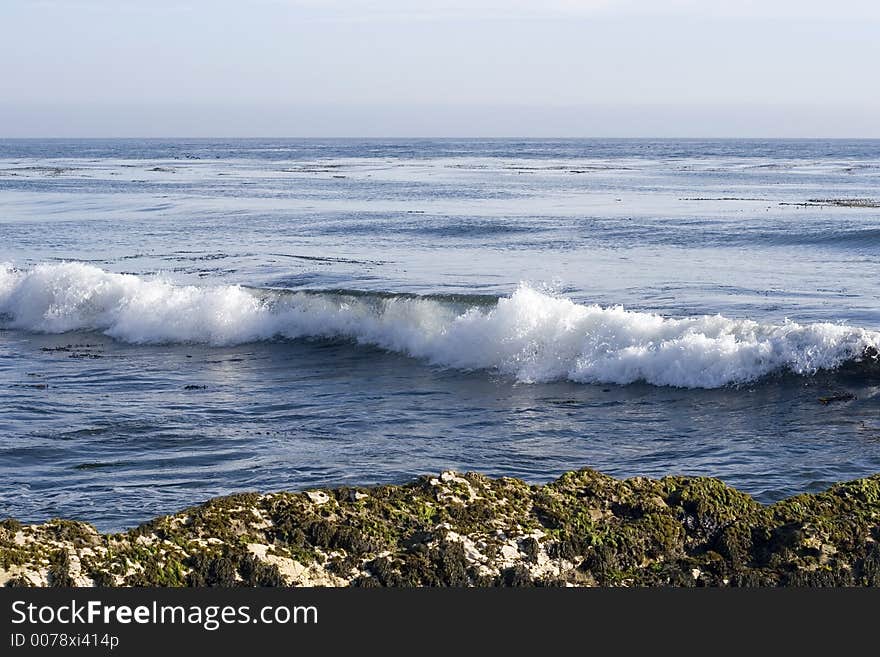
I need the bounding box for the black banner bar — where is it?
[1,588,876,654]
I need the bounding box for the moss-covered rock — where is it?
[2,468,879,587]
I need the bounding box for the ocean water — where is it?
[1,138,879,531]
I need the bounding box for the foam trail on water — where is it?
[1,262,877,389]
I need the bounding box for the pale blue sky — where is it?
[2,0,879,137]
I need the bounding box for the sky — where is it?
[1,0,879,137]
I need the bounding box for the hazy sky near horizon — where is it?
[2,0,879,137]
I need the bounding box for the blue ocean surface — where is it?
[1,138,879,531]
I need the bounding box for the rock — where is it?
[2,468,880,587]
[306,491,330,505]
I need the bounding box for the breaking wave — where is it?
[1,262,877,389]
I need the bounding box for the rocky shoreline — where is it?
[2,468,879,587]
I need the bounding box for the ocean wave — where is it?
[1,262,877,389]
[769,227,880,248]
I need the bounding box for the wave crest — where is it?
[1,262,877,389]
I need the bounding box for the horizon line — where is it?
[3,135,880,141]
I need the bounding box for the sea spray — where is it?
[2,262,877,389]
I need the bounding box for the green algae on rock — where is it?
[2,469,880,587]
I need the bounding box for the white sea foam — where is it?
[1,262,877,389]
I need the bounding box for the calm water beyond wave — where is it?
[1,138,879,531]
